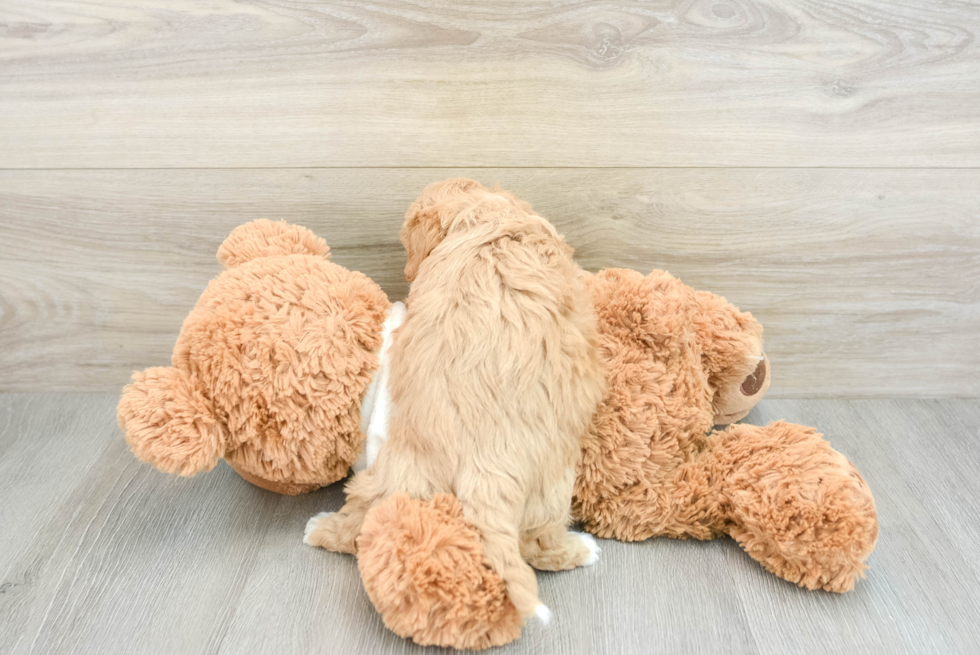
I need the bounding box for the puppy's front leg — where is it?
[521,525,601,570]
[521,467,601,570]
[304,509,365,554]
[304,469,380,554]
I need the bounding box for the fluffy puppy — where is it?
[306,178,605,620]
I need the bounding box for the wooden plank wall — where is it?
[1,1,978,396]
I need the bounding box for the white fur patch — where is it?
[573,531,601,566]
[353,301,407,474]
[304,511,334,546]
[534,604,553,625]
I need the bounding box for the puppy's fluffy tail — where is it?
[460,482,543,621]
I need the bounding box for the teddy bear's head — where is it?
[118,219,390,494]
[690,289,770,425]
[582,268,769,431]
[574,267,773,541]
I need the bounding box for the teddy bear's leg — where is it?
[575,454,733,543]
[712,421,879,592]
[520,468,600,570]
[357,494,524,649]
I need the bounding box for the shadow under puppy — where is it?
[305,178,605,621]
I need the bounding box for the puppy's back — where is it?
[391,202,599,470]
[386,193,604,618]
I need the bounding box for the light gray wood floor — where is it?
[1,395,978,654]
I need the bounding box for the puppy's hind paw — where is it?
[534,604,553,626]
[304,511,334,547]
[572,531,601,566]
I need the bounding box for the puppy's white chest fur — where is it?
[352,301,406,474]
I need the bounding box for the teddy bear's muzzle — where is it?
[713,353,771,425]
[740,358,768,396]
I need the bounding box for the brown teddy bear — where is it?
[117,214,878,651]
[347,267,878,650]
[574,267,878,588]
[117,219,393,494]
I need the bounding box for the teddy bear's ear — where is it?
[117,367,227,476]
[691,290,765,390]
[217,219,329,268]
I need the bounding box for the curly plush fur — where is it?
[357,494,523,650]
[710,421,878,592]
[118,219,390,493]
[572,268,877,591]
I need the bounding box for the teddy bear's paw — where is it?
[118,367,226,477]
[534,604,553,625]
[304,512,335,547]
[572,531,601,566]
[357,494,524,649]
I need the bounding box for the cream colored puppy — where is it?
[306,179,605,621]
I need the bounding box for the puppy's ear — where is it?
[400,204,444,282]
[400,179,486,281]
